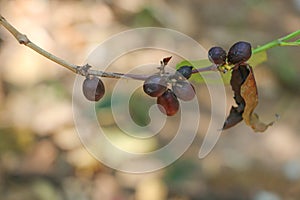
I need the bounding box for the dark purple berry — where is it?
[143,74,168,97]
[157,89,179,116]
[177,66,193,79]
[227,41,252,65]
[208,46,227,65]
[172,81,196,101]
[82,77,105,101]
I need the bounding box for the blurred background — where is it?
[0,0,300,199]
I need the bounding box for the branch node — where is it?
[76,64,91,77]
[18,34,30,45]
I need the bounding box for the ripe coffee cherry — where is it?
[227,41,252,65]
[172,81,195,101]
[157,89,179,116]
[177,66,193,79]
[82,76,105,101]
[143,74,168,97]
[208,46,227,65]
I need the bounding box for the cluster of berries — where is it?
[81,41,252,117]
[208,41,252,67]
[143,65,195,116]
[81,64,195,116]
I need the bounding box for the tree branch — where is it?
[2,14,298,81]
[0,14,218,81]
[0,15,78,73]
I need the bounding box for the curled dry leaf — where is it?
[240,65,276,132]
[222,64,249,130]
[223,64,276,132]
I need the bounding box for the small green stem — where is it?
[280,30,300,41]
[279,41,300,46]
[253,30,300,54]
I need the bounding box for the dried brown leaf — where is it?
[241,65,275,132]
[222,64,249,130]
[223,64,275,132]
[222,106,243,130]
[240,65,258,125]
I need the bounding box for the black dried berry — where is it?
[177,66,193,79]
[143,74,168,97]
[82,77,105,101]
[157,89,180,116]
[208,46,227,65]
[172,81,195,101]
[227,41,252,65]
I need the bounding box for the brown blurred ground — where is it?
[0,0,300,199]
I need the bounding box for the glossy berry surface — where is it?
[157,89,179,116]
[208,46,227,65]
[172,81,195,101]
[177,66,193,79]
[82,77,105,101]
[227,41,252,65]
[143,74,168,97]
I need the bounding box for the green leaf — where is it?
[249,50,268,66]
[175,50,268,84]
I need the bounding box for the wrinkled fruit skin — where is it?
[157,89,179,116]
[177,66,193,79]
[172,81,195,101]
[82,77,105,101]
[143,74,168,97]
[208,46,227,65]
[227,41,252,65]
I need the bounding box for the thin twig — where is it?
[0,14,217,81]
[2,14,298,81]
[0,15,151,80]
[0,15,78,73]
[192,64,218,74]
[253,30,300,54]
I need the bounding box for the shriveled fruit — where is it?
[177,66,193,79]
[172,81,195,101]
[82,76,105,101]
[227,41,252,65]
[208,46,227,65]
[157,89,179,116]
[143,74,168,97]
